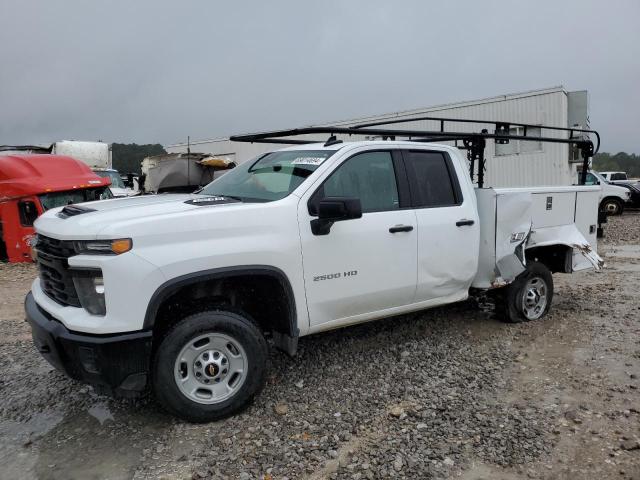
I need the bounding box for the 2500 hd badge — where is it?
[313,270,358,282]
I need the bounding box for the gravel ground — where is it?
[0,214,639,480]
[602,211,640,245]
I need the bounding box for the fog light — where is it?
[93,276,105,295]
[78,347,100,374]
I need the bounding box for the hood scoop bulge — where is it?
[56,204,97,219]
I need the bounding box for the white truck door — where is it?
[402,149,480,302]
[298,150,417,327]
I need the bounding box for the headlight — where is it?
[72,269,106,315]
[74,238,132,255]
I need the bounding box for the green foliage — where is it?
[112,143,166,174]
[593,152,640,178]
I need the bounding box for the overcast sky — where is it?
[1,0,638,153]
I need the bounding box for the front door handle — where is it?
[389,225,414,233]
[456,219,475,227]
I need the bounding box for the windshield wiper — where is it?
[197,193,244,202]
[219,194,244,202]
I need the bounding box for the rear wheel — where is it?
[153,310,268,422]
[497,262,553,323]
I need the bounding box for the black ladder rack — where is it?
[229,116,599,188]
[0,145,52,153]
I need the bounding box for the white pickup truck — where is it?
[581,170,631,215]
[26,121,603,422]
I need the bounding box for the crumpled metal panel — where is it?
[528,224,604,270]
[494,192,532,283]
[473,187,602,290]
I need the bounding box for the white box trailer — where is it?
[52,141,112,170]
[167,87,589,188]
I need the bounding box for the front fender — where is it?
[142,265,299,337]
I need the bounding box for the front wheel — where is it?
[497,262,554,323]
[152,310,268,422]
[601,198,624,216]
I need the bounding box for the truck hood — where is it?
[34,194,247,240]
[603,183,630,196]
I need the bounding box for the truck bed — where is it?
[472,185,602,289]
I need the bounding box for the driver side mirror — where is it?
[311,197,362,235]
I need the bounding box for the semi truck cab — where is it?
[0,154,111,262]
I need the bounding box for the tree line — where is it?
[112,143,166,174]
[593,152,640,178]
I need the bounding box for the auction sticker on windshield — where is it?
[291,157,327,166]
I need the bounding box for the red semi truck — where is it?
[0,154,112,262]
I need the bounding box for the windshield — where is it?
[95,170,125,188]
[591,171,606,184]
[198,150,337,202]
[39,187,113,211]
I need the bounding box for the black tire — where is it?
[152,310,268,423]
[600,197,624,216]
[496,262,554,323]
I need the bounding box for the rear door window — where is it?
[403,151,462,207]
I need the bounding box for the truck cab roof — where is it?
[0,154,111,199]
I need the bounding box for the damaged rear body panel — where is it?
[472,186,603,289]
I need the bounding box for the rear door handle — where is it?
[456,219,475,227]
[389,225,414,233]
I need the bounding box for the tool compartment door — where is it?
[529,191,575,228]
[573,189,600,270]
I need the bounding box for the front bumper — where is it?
[25,292,152,396]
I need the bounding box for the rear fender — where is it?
[527,224,604,271]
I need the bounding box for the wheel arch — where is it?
[600,195,624,205]
[144,265,299,353]
[600,196,624,214]
[525,244,573,273]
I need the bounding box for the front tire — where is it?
[600,197,624,216]
[153,310,268,422]
[497,262,554,323]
